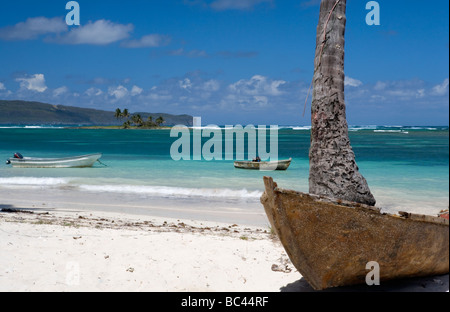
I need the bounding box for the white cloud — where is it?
[351,79,438,103]
[0,17,67,40]
[85,87,103,97]
[417,89,425,98]
[145,93,173,101]
[268,80,287,95]
[179,78,193,92]
[201,80,220,92]
[217,75,291,112]
[370,94,386,101]
[386,89,426,99]
[432,78,449,96]
[56,20,133,45]
[229,75,286,96]
[6,70,446,125]
[53,86,69,97]
[0,17,174,50]
[345,76,363,88]
[16,74,47,92]
[167,48,185,56]
[187,50,209,58]
[121,34,171,48]
[108,85,128,100]
[374,81,387,91]
[159,48,209,58]
[131,85,143,96]
[253,95,269,107]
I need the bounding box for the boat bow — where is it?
[261,177,449,290]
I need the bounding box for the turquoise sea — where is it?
[0,125,448,216]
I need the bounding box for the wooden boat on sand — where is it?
[6,153,102,168]
[261,176,449,290]
[234,158,292,171]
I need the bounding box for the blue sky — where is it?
[0,0,448,125]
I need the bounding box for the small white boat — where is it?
[6,153,102,168]
[234,158,292,171]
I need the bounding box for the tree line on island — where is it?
[115,108,165,129]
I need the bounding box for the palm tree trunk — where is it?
[309,0,376,206]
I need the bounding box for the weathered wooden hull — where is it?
[7,153,102,168]
[261,177,449,290]
[234,158,292,171]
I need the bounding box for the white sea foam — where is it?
[0,177,70,186]
[0,126,64,129]
[0,176,263,200]
[290,126,311,130]
[349,125,378,131]
[189,126,222,130]
[406,127,438,130]
[24,126,64,129]
[78,184,263,199]
[374,130,407,133]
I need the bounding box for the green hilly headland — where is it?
[0,100,193,126]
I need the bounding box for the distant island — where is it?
[113,108,167,129]
[0,100,193,127]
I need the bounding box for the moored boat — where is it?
[261,176,449,290]
[6,153,102,168]
[234,158,292,171]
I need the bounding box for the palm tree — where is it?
[155,116,165,126]
[122,120,131,129]
[131,114,144,127]
[114,108,122,120]
[309,0,376,205]
[144,116,155,128]
[121,108,130,119]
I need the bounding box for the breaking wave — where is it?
[0,177,70,186]
[0,177,262,200]
[78,184,263,199]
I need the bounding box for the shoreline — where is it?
[1,183,447,226]
[0,187,268,227]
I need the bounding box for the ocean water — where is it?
[0,126,448,216]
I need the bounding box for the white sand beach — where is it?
[0,209,299,292]
[0,201,448,293]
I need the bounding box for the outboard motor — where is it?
[6,160,11,164]
[14,152,23,159]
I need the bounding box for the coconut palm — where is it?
[131,114,144,127]
[155,116,165,126]
[122,120,131,129]
[114,108,122,120]
[143,116,155,128]
[309,0,375,205]
[121,109,130,119]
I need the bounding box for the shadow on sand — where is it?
[281,274,449,292]
[0,204,52,213]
